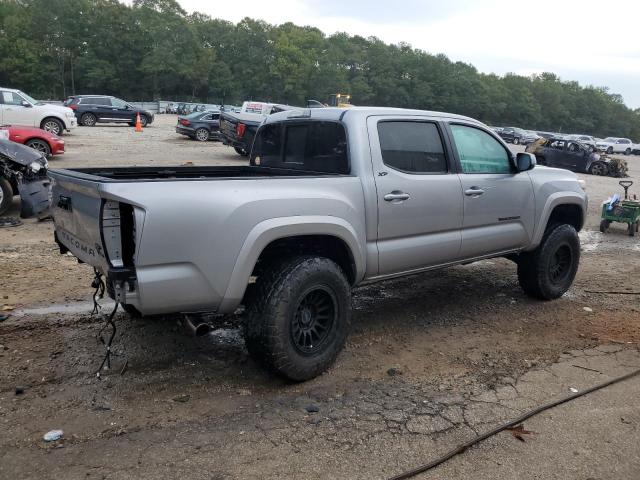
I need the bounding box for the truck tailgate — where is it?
[49,171,113,270]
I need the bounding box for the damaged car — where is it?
[0,138,50,217]
[526,137,627,177]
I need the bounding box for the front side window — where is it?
[111,98,128,108]
[451,124,512,174]
[1,91,25,105]
[377,121,447,174]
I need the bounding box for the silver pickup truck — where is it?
[49,107,587,381]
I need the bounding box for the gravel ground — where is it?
[1,115,639,479]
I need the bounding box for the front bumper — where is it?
[18,176,51,218]
[51,139,65,155]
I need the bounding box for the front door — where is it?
[368,116,464,276]
[448,123,535,259]
[109,97,133,122]
[0,91,36,127]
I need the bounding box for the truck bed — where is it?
[49,165,346,182]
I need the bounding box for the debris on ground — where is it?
[0,217,22,228]
[387,367,403,376]
[15,386,25,395]
[43,430,63,442]
[506,424,534,442]
[172,394,191,403]
[305,404,320,413]
[583,307,593,312]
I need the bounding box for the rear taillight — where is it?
[236,123,246,138]
[68,104,78,110]
[180,119,190,126]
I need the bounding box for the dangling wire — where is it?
[95,302,119,377]
[91,268,105,315]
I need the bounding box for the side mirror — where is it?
[516,152,536,172]
[21,100,32,108]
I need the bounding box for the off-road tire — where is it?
[40,117,64,136]
[81,113,97,126]
[517,224,580,300]
[599,219,610,233]
[0,177,13,216]
[243,255,351,381]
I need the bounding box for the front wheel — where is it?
[243,256,351,381]
[606,147,613,154]
[625,148,631,155]
[517,224,580,300]
[589,162,608,176]
[41,117,64,136]
[139,115,148,127]
[513,137,520,145]
[0,177,13,216]
[25,139,51,157]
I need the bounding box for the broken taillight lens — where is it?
[236,123,246,138]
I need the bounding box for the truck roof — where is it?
[264,106,483,126]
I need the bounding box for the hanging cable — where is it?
[91,267,105,315]
[95,302,119,377]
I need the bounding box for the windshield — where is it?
[18,90,40,105]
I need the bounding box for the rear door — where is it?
[448,123,535,259]
[368,116,464,276]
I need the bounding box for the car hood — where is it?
[40,103,74,115]
[0,138,47,167]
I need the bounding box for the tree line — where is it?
[1,0,639,138]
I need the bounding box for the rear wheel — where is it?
[0,177,13,216]
[243,256,351,381]
[25,139,51,157]
[194,128,210,141]
[81,113,97,126]
[625,148,631,155]
[606,147,613,154]
[139,115,148,127]
[589,162,608,176]
[41,117,63,136]
[517,224,580,300]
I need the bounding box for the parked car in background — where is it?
[595,137,635,155]
[527,137,625,176]
[64,95,154,127]
[566,134,596,147]
[0,87,76,136]
[0,138,50,217]
[175,110,221,141]
[497,127,527,144]
[219,101,295,155]
[0,125,64,157]
[521,130,540,145]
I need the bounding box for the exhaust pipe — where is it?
[182,314,211,337]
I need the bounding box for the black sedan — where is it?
[175,111,221,141]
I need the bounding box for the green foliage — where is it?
[0,0,638,138]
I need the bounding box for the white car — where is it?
[0,87,77,136]
[595,137,635,155]
[567,134,596,147]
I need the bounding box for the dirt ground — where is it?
[1,115,639,479]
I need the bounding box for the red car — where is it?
[0,125,65,157]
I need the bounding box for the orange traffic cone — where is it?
[135,113,143,132]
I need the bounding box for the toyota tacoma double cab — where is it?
[49,107,587,381]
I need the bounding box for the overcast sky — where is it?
[173,0,640,108]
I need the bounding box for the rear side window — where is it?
[252,121,349,174]
[81,97,111,105]
[451,125,512,174]
[377,121,447,174]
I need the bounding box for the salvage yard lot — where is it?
[1,115,640,479]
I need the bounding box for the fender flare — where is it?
[218,216,365,313]
[527,192,586,250]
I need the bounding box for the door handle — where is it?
[384,191,410,202]
[464,187,485,196]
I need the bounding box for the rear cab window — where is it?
[251,121,349,174]
[377,121,447,174]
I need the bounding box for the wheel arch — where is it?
[40,115,67,129]
[527,195,586,250]
[218,216,365,313]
